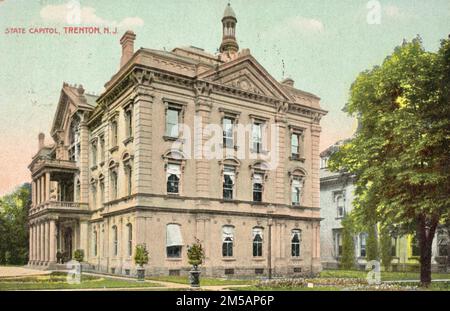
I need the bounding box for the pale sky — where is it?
[0,0,449,195]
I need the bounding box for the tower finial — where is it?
[219,3,239,54]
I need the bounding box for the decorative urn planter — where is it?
[137,267,145,281]
[189,265,201,288]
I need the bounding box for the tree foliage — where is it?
[134,244,149,267]
[329,37,450,286]
[380,226,393,271]
[340,215,356,270]
[0,183,31,265]
[187,238,205,267]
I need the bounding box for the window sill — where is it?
[291,257,303,261]
[335,217,344,220]
[109,146,119,153]
[123,136,134,145]
[166,193,180,198]
[250,149,269,155]
[289,155,306,162]
[221,199,237,203]
[222,257,236,261]
[166,257,182,261]
[163,135,184,142]
[252,257,265,262]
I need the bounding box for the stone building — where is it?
[27,4,327,277]
[320,140,448,271]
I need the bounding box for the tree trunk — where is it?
[417,214,439,287]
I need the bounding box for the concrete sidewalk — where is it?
[0,266,50,278]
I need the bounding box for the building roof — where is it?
[223,3,236,19]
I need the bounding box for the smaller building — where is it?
[319,140,448,271]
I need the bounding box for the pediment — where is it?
[198,55,292,101]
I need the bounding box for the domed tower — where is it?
[219,3,239,54]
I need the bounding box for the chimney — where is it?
[38,133,45,150]
[120,30,136,67]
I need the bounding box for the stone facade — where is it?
[27,5,327,277]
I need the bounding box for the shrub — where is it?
[134,244,149,267]
[73,249,84,262]
[340,215,356,269]
[187,238,205,267]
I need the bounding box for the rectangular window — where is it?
[110,171,118,199]
[333,230,343,257]
[391,237,397,257]
[112,226,118,256]
[360,233,367,257]
[99,180,105,204]
[166,224,183,258]
[125,108,133,138]
[222,117,234,148]
[166,163,181,194]
[111,121,118,147]
[252,122,263,153]
[91,142,97,166]
[292,178,302,205]
[166,108,180,137]
[99,135,105,162]
[127,224,133,257]
[291,133,301,158]
[252,173,263,202]
[223,166,235,200]
[411,236,420,257]
[91,184,97,208]
[125,165,132,196]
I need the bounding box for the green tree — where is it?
[380,226,393,271]
[329,37,450,286]
[366,224,379,261]
[0,183,31,265]
[340,215,355,270]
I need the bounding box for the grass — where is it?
[147,275,254,286]
[0,272,164,290]
[319,269,450,281]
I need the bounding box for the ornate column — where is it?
[44,221,50,264]
[37,221,42,264]
[79,220,88,255]
[32,223,36,263]
[194,82,213,199]
[49,218,57,263]
[28,224,33,264]
[274,102,288,204]
[36,178,40,204]
[31,181,36,207]
[45,172,50,202]
[132,85,154,194]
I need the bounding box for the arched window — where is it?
[291,229,301,257]
[112,225,118,256]
[222,226,234,257]
[127,223,133,257]
[166,224,183,258]
[252,227,263,257]
[93,230,98,257]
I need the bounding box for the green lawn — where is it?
[319,269,450,281]
[147,275,254,286]
[230,285,341,291]
[0,272,163,290]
